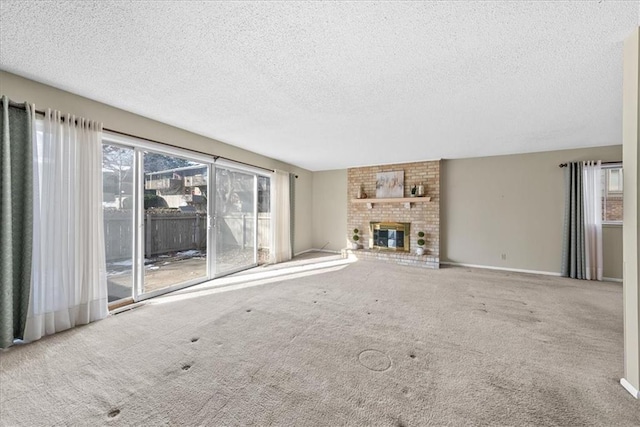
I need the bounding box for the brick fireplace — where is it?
[347,160,440,268]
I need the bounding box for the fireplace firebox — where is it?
[369,222,410,252]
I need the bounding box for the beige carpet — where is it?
[1,257,638,426]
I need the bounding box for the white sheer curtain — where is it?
[23,110,108,342]
[582,160,603,281]
[270,170,292,264]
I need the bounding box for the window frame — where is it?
[101,130,273,302]
[601,163,623,225]
[605,168,623,194]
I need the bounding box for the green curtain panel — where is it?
[561,162,586,279]
[0,96,33,348]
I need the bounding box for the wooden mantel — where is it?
[351,197,432,209]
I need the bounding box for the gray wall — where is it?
[310,146,623,279]
[603,225,623,279]
[1,70,313,253]
[621,27,639,390]
[311,170,348,251]
[441,146,623,278]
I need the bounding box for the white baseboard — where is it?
[294,248,341,256]
[292,255,625,282]
[620,378,640,399]
[440,262,624,282]
[110,301,147,315]
[440,261,561,277]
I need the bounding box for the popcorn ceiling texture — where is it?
[347,161,440,268]
[0,2,638,171]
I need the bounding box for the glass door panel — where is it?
[142,151,209,295]
[214,167,257,275]
[257,176,271,265]
[102,144,135,303]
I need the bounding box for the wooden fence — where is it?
[104,211,134,262]
[104,211,271,261]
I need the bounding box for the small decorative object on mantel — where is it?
[416,231,426,255]
[417,183,425,197]
[352,228,361,249]
[376,171,404,198]
[356,184,367,199]
[410,185,417,197]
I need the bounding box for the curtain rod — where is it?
[103,127,277,174]
[101,125,300,178]
[10,102,282,175]
[103,127,299,178]
[559,161,622,168]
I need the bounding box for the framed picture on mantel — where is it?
[376,171,404,198]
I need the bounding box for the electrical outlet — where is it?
[501,253,507,260]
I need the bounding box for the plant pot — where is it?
[416,247,425,256]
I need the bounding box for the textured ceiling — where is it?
[1,1,638,171]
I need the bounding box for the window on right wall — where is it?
[601,164,623,224]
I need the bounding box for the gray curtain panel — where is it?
[561,162,586,279]
[0,96,33,348]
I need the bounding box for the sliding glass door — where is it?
[214,166,257,276]
[102,132,271,304]
[141,151,209,296]
[102,144,135,303]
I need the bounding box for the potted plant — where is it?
[416,231,426,255]
[352,228,361,249]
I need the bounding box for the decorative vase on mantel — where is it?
[357,184,367,199]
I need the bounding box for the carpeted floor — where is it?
[1,257,638,426]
